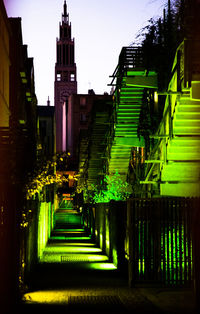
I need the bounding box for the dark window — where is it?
[80,97,86,107]
[39,120,47,137]
[66,45,69,65]
[57,45,61,64]
[64,27,67,38]
[80,113,87,122]
[63,45,66,65]
[63,71,68,81]
[70,45,74,64]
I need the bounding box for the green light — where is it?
[138,259,145,274]
[48,202,52,238]
[54,231,86,234]
[41,253,108,263]
[160,224,192,284]
[91,170,131,203]
[53,228,85,232]
[50,236,91,240]
[88,262,117,270]
[100,233,103,249]
[49,242,96,247]
[112,248,118,267]
[38,202,49,261]
[43,245,102,253]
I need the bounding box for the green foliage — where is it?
[91,170,131,203]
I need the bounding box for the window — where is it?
[64,28,67,38]
[63,71,68,81]
[80,96,86,107]
[57,71,61,81]
[80,113,87,122]
[70,73,75,81]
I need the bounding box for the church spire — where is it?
[55,1,77,152]
[62,1,69,24]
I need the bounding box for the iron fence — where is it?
[127,198,195,286]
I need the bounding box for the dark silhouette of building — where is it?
[67,92,112,164]
[0,1,38,312]
[37,98,55,159]
[54,1,77,153]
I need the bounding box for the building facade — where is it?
[0,1,38,311]
[67,92,111,163]
[0,0,10,128]
[37,99,55,159]
[54,1,77,153]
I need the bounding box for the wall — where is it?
[94,201,127,271]
[0,0,10,127]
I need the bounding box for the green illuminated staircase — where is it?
[109,84,145,178]
[160,91,200,196]
[54,209,83,229]
[38,208,115,268]
[109,47,157,179]
[87,100,112,188]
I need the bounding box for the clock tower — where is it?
[54,1,77,152]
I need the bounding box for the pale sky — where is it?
[4,0,166,106]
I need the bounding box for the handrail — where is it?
[109,46,145,87]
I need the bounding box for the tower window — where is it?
[63,45,66,65]
[80,96,86,107]
[80,113,87,122]
[57,45,61,64]
[63,71,68,81]
[70,73,75,81]
[57,71,61,81]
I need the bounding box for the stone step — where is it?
[174,120,200,127]
[168,137,200,147]
[173,126,200,135]
[174,112,200,120]
[167,151,200,161]
[177,104,200,113]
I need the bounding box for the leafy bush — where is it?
[91,170,131,203]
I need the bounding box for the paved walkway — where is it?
[16,212,197,314]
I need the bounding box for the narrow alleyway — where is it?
[16,207,155,313]
[14,207,195,314]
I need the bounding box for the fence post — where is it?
[127,199,134,287]
[192,198,200,311]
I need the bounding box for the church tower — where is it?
[54,1,77,152]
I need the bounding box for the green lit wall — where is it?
[38,202,52,261]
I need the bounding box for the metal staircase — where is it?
[109,47,157,179]
[108,86,144,176]
[160,90,200,196]
[143,40,200,197]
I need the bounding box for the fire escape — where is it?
[141,39,200,197]
[109,47,157,181]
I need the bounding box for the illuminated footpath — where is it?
[22,203,133,309]
[37,202,116,267]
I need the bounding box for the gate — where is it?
[127,198,195,287]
